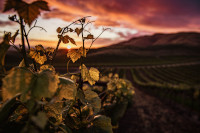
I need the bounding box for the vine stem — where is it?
[66,59,71,73]
[19,17,28,67]
[87,28,110,54]
[23,29,31,50]
[23,28,38,71]
[27,20,47,37]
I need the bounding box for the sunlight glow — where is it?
[67,45,71,49]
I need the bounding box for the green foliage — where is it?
[91,73,135,126]
[2,67,59,101]
[79,89,101,114]
[90,115,113,133]
[29,45,55,65]
[67,47,86,63]
[80,64,100,85]
[2,67,34,101]
[57,77,77,101]
[31,70,59,100]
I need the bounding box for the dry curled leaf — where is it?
[69,28,73,32]
[0,33,11,73]
[63,35,69,44]
[29,45,47,65]
[79,47,87,57]
[45,47,55,53]
[67,49,81,63]
[10,30,19,43]
[85,34,94,39]
[56,27,62,33]
[89,67,100,81]
[67,47,86,63]
[3,0,50,26]
[68,37,76,45]
[40,65,55,71]
[75,28,83,36]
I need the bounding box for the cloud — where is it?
[41,0,200,33]
[0,20,15,26]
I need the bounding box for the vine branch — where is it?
[27,20,47,37]
[87,28,110,53]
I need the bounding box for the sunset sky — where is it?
[0,0,200,48]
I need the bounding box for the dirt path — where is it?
[114,70,200,133]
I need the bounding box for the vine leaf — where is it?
[83,89,101,114]
[91,115,113,133]
[45,47,55,53]
[44,102,63,125]
[57,77,77,101]
[31,112,48,130]
[75,28,83,36]
[3,0,17,12]
[29,45,47,65]
[89,67,100,81]
[18,1,50,26]
[69,28,73,32]
[77,89,101,114]
[56,27,62,33]
[19,59,25,67]
[68,37,76,45]
[79,47,87,57]
[32,70,59,100]
[2,68,59,101]
[80,64,100,85]
[32,1,50,11]
[67,47,87,63]
[2,67,34,101]
[40,65,55,71]
[67,49,81,63]
[45,47,55,60]
[3,0,50,26]
[10,30,19,43]
[63,35,69,44]
[62,35,76,45]
[85,34,94,39]
[0,33,11,73]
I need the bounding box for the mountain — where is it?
[88,32,200,57]
[108,32,200,48]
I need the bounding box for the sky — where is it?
[0,0,200,49]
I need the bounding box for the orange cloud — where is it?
[40,0,200,33]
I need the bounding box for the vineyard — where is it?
[1,0,200,133]
[130,64,200,111]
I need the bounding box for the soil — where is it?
[114,70,200,133]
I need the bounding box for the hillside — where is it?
[88,32,200,57]
[109,32,200,48]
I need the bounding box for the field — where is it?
[2,36,200,133]
[102,64,200,133]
